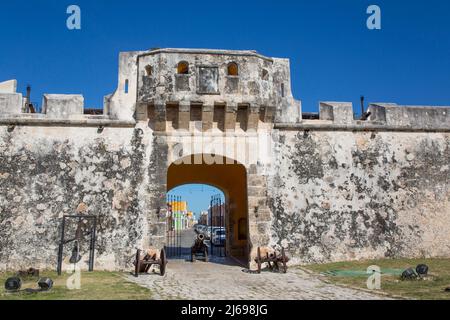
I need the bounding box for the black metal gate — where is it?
[209,194,226,257]
[165,193,226,260]
[165,195,184,258]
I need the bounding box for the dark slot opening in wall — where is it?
[148,104,156,124]
[84,108,103,115]
[145,65,153,76]
[213,105,225,131]
[237,106,248,131]
[124,79,129,94]
[167,104,179,130]
[259,107,266,123]
[302,113,320,120]
[190,105,202,122]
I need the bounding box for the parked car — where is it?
[194,225,209,239]
[212,229,226,246]
[194,224,205,234]
[211,227,225,233]
[203,228,211,240]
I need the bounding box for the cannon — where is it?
[254,247,289,274]
[191,234,208,262]
[133,248,167,277]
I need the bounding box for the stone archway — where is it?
[167,154,249,266]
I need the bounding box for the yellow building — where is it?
[168,200,196,229]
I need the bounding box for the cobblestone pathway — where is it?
[126,258,390,300]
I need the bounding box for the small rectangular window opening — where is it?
[124,79,129,94]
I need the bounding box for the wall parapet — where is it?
[274,122,450,132]
[0,80,136,127]
[290,102,450,132]
[368,103,450,129]
[0,115,135,128]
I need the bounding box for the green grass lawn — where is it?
[304,258,450,300]
[0,271,152,300]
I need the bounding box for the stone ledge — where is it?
[0,117,136,128]
[137,48,275,62]
[274,122,450,132]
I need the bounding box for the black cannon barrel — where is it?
[5,277,22,292]
[38,278,54,291]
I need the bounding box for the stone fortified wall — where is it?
[0,49,449,271]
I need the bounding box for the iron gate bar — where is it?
[57,215,98,276]
[210,196,213,256]
[166,194,183,259]
[210,194,226,258]
[177,196,183,257]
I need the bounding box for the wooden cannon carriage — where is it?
[133,248,167,277]
[255,247,289,274]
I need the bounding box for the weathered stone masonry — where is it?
[0,49,449,271]
[269,130,450,265]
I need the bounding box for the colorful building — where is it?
[167,199,196,230]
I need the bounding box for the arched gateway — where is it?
[167,155,249,264]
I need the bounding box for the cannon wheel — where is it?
[256,247,262,274]
[281,248,287,274]
[160,248,167,276]
[134,249,141,277]
[204,247,208,262]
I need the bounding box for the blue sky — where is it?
[1,0,449,113]
[168,184,225,219]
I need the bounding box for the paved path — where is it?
[126,258,389,300]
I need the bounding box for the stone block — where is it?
[175,74,190,92]
[247,107,259,131]
[135,103,148,121]
[0,93,22,114]
[0,80,17,94]
[153,104,167,131]
[371,103,450,129]
[319,102,354,124]
[248,186,266,197]
[178,101,190,130]
[202,105,214,131]
[42,94,84,118]
[248,174,266,187]
[224,103,237,131]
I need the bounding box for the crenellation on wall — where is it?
[0,80,18,94]
[319,102,354,124]
[0,93,23,115]
[278,102,449,132]
[369,103,450,130]
[0,80,23,116]
[42,94,84,119]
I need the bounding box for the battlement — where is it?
[276,101,450,131]
[1,49,449,131]
[105,48,302,126]
[0,80,22,115]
